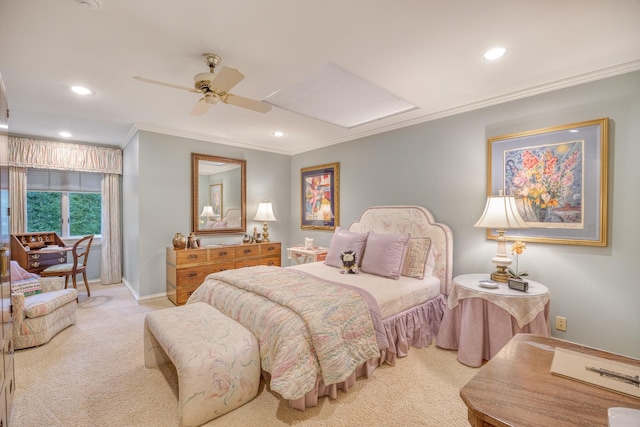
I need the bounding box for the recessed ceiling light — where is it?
[59,131,73,138]
[483,47,507,61]
[569,129,579,133]
[0,124,8,130]
[272,131,284,137]
[71,86,93,95]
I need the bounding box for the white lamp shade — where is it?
[474,195,528,229]
[253,202,277,222]
[200,205,215,218]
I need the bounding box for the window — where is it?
[26,169,102,238]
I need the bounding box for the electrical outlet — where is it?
[556,316,567,331]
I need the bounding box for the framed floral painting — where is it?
[300,162,339,230]
[487,118,608,246]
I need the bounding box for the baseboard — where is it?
[121,277,167,301]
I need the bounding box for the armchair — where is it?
[10,261,78,350]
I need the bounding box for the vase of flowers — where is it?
[507,240,528,279]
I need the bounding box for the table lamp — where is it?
[199,205,215,224]
[474,192,528,282]
[253,201,277,242]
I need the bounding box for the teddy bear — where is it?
[340,250,359,274]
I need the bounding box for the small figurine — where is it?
[340,250,359,274]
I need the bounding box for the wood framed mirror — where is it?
[192,153,246,235]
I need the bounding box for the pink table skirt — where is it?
[436,297,550,367]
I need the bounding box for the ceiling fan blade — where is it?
[210,66,245,92]
[189,99,210,116]
[133,76,200,93]
[223,94,272,113]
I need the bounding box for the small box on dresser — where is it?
[166,242,281,305]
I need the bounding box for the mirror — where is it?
[192,153,246,235]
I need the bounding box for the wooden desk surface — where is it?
[460,334,640,427]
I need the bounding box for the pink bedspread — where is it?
[187,266,380,400]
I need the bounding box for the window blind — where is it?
[27,168,102,192]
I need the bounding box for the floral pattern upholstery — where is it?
[144,302,260,427]
[12,277,78,350]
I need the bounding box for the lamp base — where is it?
[262,222,270,243]
[491,271,509,283]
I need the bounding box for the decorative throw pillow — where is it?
[324,227,369,268]
[424,243,439,276]
[360,232,410,279]
[401,238,432,279]
[10,278,42,296]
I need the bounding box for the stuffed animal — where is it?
[340,250,359,274]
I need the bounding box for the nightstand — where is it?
[436,273,550,367]
[286,246,328,264]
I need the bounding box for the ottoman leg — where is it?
[144,317,170,368]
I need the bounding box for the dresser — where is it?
[166,242,282,305]
[10,232,68,274]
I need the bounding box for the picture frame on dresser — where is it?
[300,162,339,230]
[487,117,608,246]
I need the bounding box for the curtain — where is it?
[9,137,122,173]
[101,173,122,284]
[8,166,26,234]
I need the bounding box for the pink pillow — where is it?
[324,227,369,268]
[10,260,38,281]
[360,232,410,279]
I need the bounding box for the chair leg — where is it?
[82,271,91,297]
[64,275,70,289]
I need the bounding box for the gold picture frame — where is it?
[300,162,340,230]
[487,118,608,246]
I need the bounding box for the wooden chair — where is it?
[40,234,94,297]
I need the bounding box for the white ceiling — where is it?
[1,0,639,155]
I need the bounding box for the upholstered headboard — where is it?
[223,208,241,228]
[348,205,453,294]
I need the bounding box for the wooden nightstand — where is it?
[286,246,328,264]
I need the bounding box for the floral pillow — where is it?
[401,238,432,279]
[324,227,369,268]
[360,232,410,280]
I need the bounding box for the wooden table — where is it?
[460,334,640,427]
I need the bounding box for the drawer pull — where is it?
[32,262,40,267]
[244,249,252,254]
[268,247,275,252]
[59,257,66,262]
[188,254,198,260]
[268,261,275,266]
[188,272,198,278]
[31,254,40,259]
[219,251,227,256]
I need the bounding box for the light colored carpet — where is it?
[11,282,478,426]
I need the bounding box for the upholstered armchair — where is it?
[10,261,78,350]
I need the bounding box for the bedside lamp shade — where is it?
[199,205,215,219]
[254,202,277,242]
[474,193,528,282]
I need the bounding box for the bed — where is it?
[187,205,453,409]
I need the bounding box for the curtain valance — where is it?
[9,137,122,174]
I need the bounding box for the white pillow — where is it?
[360,232,410,279]
[324,227,368,268]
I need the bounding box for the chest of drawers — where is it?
[166,242,281,305]
[10,232,68,274]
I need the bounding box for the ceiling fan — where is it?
[134,53,272,115]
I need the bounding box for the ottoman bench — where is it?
[144,302,260,427]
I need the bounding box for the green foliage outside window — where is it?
[27,191,101,236]
[27,192,61,233]
[70,193,101,235]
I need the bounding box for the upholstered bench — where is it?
[144,302,260,427]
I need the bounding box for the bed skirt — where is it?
[282,294,447,410]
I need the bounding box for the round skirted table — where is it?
[436,273,550,367]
